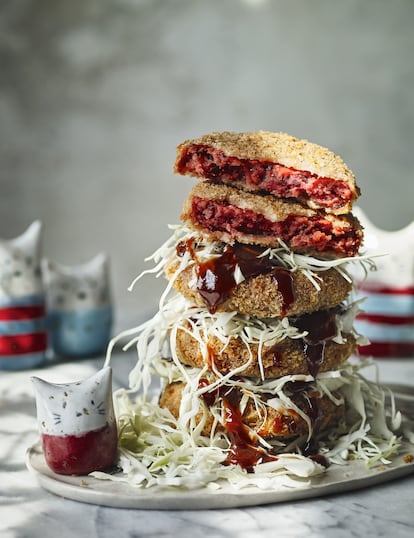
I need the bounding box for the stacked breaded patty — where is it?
[155,131,365,468]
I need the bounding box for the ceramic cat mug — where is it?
[0,221,47,370]
[353,208,414,358]
[43,253,113,358]
[31,367,118,475]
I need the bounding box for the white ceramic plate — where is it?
[27,383,414,510]
[27,439,414,510]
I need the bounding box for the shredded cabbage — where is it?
[99,295,408,490]
[93,228,411,491]
[93,357,406,490]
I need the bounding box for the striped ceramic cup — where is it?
[353,208,414,358]
[0,222,47,370]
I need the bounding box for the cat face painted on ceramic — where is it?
[353,208,414,358]
[0,221,47,370]
[0,220,43,301]
[43,253,111,311]
[42,254,113,357]
[32,367,115,435]
[31,367,118,475]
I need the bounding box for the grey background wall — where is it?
[1,0,413,330]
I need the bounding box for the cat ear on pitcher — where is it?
[0,221,47,370]
[42,253,113,358]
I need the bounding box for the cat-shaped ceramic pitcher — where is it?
[31,367,118,475]
[353,208,414,358]
[42,253,113,358]
[0,221,47,370]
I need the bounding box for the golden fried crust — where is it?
[159,381,343,441]
[175,130,358,193]
[166,260,352,318]
[175,326,356,378]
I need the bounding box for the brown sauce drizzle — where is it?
[198,381,277,472]
[288,383,329,467]
[231,243,273,278]
[301,396,328,467]
[176,240,295,316]
[199,379,330,469]
[271,267,295,317]
[221,387,278,472]
[302,342,326,378]
[198,377,218,407]
[195,247,237,314]
[293,308,339,377]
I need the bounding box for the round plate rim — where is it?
[26,439,414,510]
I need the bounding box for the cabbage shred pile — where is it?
[94,226,408,490]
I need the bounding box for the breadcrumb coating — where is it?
[165,260,352,318]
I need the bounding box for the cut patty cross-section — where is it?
[181,181,363,258]
[175,131,360,214]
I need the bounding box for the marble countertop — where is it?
[1,354,414,538]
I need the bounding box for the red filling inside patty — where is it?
[177,144,352,210]
[191,197,361,257]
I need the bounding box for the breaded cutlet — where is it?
[175,130,360,214]
[181,181,363,258]
[166,260,352,318]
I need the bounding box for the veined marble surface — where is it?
[1,354,414,538]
